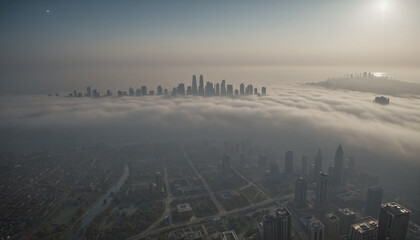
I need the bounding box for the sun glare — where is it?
[380,1,388,12]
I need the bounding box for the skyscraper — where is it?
[316,173,328,206]
[141,86,147,96]
[221,80,226,96]
[198,75,204,96]
[349,217,378,240]
[240,83,245,95]
[192,75,197,95]
[285,151,294,174]
[337,208,356,236]
[262,86,267,95]
[261,208,292,240]
[308,219,325,240]
[314,149,322,181]
[294,177,307,207]
[365,185,383,218]
[378,202,410,240]
[215,82,220,95]
[334,145,344,185]
[227,84,233,96]
[301,155,308,176]
[324,213,340,240]
[86,86,91,97]
[157,85,163,95]
[177,83,185,95]
[129,87,134,96]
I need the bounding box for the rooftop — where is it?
[338,208,356,216]
[382,202,410,215]
[177,203,192,213]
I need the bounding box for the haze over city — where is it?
[1,1,420,240]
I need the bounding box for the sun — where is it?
[379,1,388,12]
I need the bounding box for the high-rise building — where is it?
[157,85,163,95]
[337,208,356,236]
[334,145,344,185]
[262,86,267,95]
[254,88,258,95]
[234,89,239,95]
[86,86,92,97]
[294,177,307,207]
[316,173,328,206]
[177,83,185,95]
[198,75,204,96]
[129,87,134,96]
[222,154,232,177]
[246,84,253,95]
[205,82,214,96]
[365,185,383,218]
[314,149,322,181]
[141,86,147,96]
[227,84,233,96]
[301,155,308,176]
[240,83,245,95]
[324,213,340,240]
[308,219,325,240]
[215,82,220,95]
[349,217,378,240]
[378,202,410,240]
[136,88,141,96]
[192,75,197,95]
[261,208,292,240]
[106,90,112,97]
[221,80,226,96]
[285,151,294,174]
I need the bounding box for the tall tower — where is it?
[349,217,378,240]
[240,83,245,95]
[221,80,226,96]
[324,213,340,240]
[198,75,204,96]
[308,219,325,240]
[262,207,292,240]
[378,202,410,240]
[285,151,294,174]
[294,177,307,207]
[314,149,322,181]
[337,208,356,236]
[316,173,328,206]
[334,145,344,185]
[365,185,383,218]
[192,75,197,95]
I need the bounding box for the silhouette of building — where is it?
[221,80,226,96]
[324,213,340,240]
[106,90,112,97]
[198,75,204,96]
[192,75,197,95]
[215,82,220,95]
[316,173,328,206]
[222,154,232,177]
[294,177,307,207]
[129,87,134,96]
[365,185,383,218]
[227,84,233,96]
[254,88,258,95]
[314,149,322,181]
[334,145,344,185]
[86,86,92,97]
[378,202,410,240]
[240,83,245,95]
[261,207,292,240]
[285,151,294,174]
[337,208,356,236]
[177,83,185,95]
[141,86,147,96]
[349,217,378,240]
[308,219,325,240]
[262,86,267,95]
[157,85,163,95]
[220,230,239,240]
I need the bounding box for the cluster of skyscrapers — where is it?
[64,75,267,98]
[259,145,411,240]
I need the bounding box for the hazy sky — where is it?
[1,0,420,93]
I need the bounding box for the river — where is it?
[66,164,130,240]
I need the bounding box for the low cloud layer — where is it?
[1,85,420,166]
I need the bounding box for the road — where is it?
[126,193,293,240]
[182,147,226,215]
